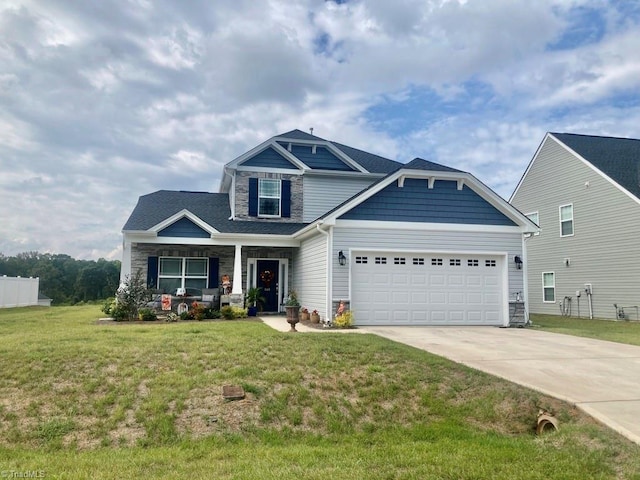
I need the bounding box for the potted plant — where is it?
[246,287,265,317]
[310,309,320,323]
[300,307,310,321]
[285,291,301,331]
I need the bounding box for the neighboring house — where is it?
[510,132,640,320]
[121,129,537,326]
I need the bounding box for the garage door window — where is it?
[450,259,461,266]
[413,258,425,265]
[394,257,406,265]
[542,272,555,302]
[467,259,479,267]
[431,258,443,266]
[355,256,368,264]
[375,257,387,264]
[485,260,496,267]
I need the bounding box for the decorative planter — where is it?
[285,305,301,332]
[310,312,320,323]
[300,311,310,321]
[247,306,258,317]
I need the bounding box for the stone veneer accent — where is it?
[234,171,303,222]
[131,243,293,294]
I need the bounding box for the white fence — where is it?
[0,276,40,308]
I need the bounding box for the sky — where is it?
[1,0,640,261]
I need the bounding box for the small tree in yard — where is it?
[113,270,153,321]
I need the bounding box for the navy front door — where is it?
[257,260,280,312]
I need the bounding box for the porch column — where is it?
[232,244,243,295]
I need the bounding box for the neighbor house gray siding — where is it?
[292,233,328,320]
[511,135,640,319]
[302,175,375,222]
[331,226,524,304]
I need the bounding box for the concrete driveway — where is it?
[360,326,640,445]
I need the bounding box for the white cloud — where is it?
[0,0,639,259]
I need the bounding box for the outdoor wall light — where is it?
[514,255,523,270]
[338,250,347,266]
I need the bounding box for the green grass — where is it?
[1,306,639,479]
[532,314,640,346]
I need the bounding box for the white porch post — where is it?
[232,244,243,295]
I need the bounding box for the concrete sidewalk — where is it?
[260,317,640,444]
[361,326,640,445]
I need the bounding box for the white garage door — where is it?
[351,251,504,326]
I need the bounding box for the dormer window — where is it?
[258,178,281,217]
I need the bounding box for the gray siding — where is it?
[331,226,524,304]
[292,233,328,320]
[303,175,374,222]
[511,136,640,319]
[339,178,517,225]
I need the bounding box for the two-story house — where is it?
[121,129,537,326]
[510,132,640,320]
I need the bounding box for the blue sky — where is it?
[1,0,640,260]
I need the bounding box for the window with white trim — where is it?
[542,272,555,302]
[158,257,208,293]
[526,212,540,236]
[258,178,281,217]
[559,204,573,237]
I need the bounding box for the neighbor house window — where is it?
[158,257,208,293]
[542,272,555,302]
[258,179,281,217]
[559,204,573,237]
[526,212,540,236]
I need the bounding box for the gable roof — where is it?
[296,158,537,235]
[123,190,307,235]
[550,133,640,199]
[225,129,402,177]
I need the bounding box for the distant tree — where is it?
[0,251,121,305]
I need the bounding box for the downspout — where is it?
[316,223,332,322]
[522,233,530,326]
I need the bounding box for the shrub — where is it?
[138,308,157,321]
[101,297,116,316]
[220,306,248,319]
[115,270,153,321]
[204,308,220,319]
[191,301,206,321]
[334,310,354,328]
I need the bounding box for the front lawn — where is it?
[532,314,640,346]
[1,306,639,479]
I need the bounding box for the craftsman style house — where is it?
[121,130,537,326]
[511,132,640,320]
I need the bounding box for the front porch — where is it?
[128,243,295,313]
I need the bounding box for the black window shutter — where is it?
[248,178,258,216]
[282,179,291,218]
[147,256,158,289]
[208,258,219,289]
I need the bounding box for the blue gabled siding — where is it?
[243,147,299,169]
[278,143,355,171]
[339,178,517,226]
[158,217,211,238]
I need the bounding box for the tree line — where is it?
[0,252,121,305]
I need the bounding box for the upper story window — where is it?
[259,179,281,217]
[559,204,573,237]
[526,212,540,236]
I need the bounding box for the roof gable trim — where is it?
[149,209,219,236]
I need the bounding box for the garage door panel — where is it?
[352,250,505,326]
